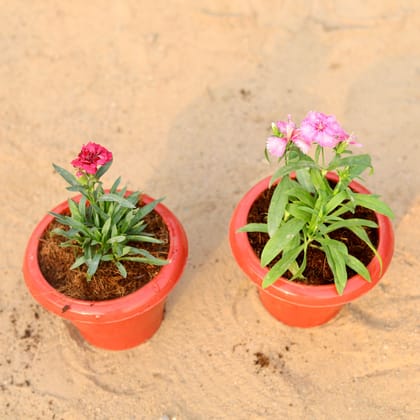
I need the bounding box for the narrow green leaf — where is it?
[323,218,378,234]
[126,191,141,205]
[53,163,78,186]
[121,256,169,266]
[107,235,126,244]
[125,235,163,243]
[66,185,89,195]
[115,261,127,278]
[101,217,112,238]
[270,158,318,186]
[99,193,136,209]
[78,196,87,220]
[287,203,314,222]
[110,176,121,193]
[289,186,316,207]
[95,159,113,179]
[262,245,304,288]
[325,190,349,215]
[137,198,163,219]
[295,168,315,193]
[51,227,71,238]
[237,223,268,233]
[68,199,82,221]
[320,238,348,295]
[51,213,89,234]
[70,256,86,270]
[328,154,371,172]
[267,177,292,237]
[351,193,394,219]
[310,168,330,191]
[261,218,305,267]
[345,254,371,282]
[86,253,101,279]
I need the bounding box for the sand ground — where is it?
[1,1,419,419]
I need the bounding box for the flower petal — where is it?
[266,136,287,157]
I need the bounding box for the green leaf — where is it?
[270,159,318,186]
[110,176,121,193]
[101,217,112,238]
[322,218,378,234]
[345,225,382,273]
[50,213,90,234]
[66,185,89,196]
[261,218,305,267]
[325,190,349,215]
[351,193,394,219]
[328,154,372,173]
[262,244,304,288]
[329,202,356,218]
[86,253,101,280]
[295,168,315,193]
[267,177,292,237]
[289,185,316,207]
[95,159,113,179]
[70,256,86,270]
[53,163,78,186]
[287,203,314,222]
[68,199,82,221]
[136,198,163,219]
[310,168,330,191]
[115,261,127,278]
[107,235,126,244]
[51,227,71,238]
[78,196,87,220]
[125,235,163,243]
[320,238,349,295]
[99,193,136,209]
[237,223,268,233]
[345,254,371,282]
[121,256,169,266]
[126,191,141,206]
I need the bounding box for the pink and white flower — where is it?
[300,111,349,148]
[266,115,312,157]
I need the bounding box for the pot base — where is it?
[258,290,342,328]
[72,301,165,350]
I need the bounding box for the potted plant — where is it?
[229,112,394,327]
[23,142,188,350]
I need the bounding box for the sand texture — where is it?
[1,1,419,419]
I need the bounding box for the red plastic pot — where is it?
[23,194,188,350]
[229,174,394,327]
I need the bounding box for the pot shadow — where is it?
[142,77,319,300]
[344,55,420,224]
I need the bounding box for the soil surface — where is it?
[38,209,169,301]
[1,2,420,419]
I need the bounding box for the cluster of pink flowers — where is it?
[71,142,113,176]
[266,111,360,158]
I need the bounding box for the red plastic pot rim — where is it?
[229,174,394,307]
[23,193,188,323]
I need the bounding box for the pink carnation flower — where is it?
[300,111,349,148]
[266,135,288,157]
[71,142,113,176]
[266,115,312,157]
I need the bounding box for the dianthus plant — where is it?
[240,111,394,294]
[50,142,168,281]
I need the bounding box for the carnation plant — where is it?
[50,142,168,280]
[239,111,394,294]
